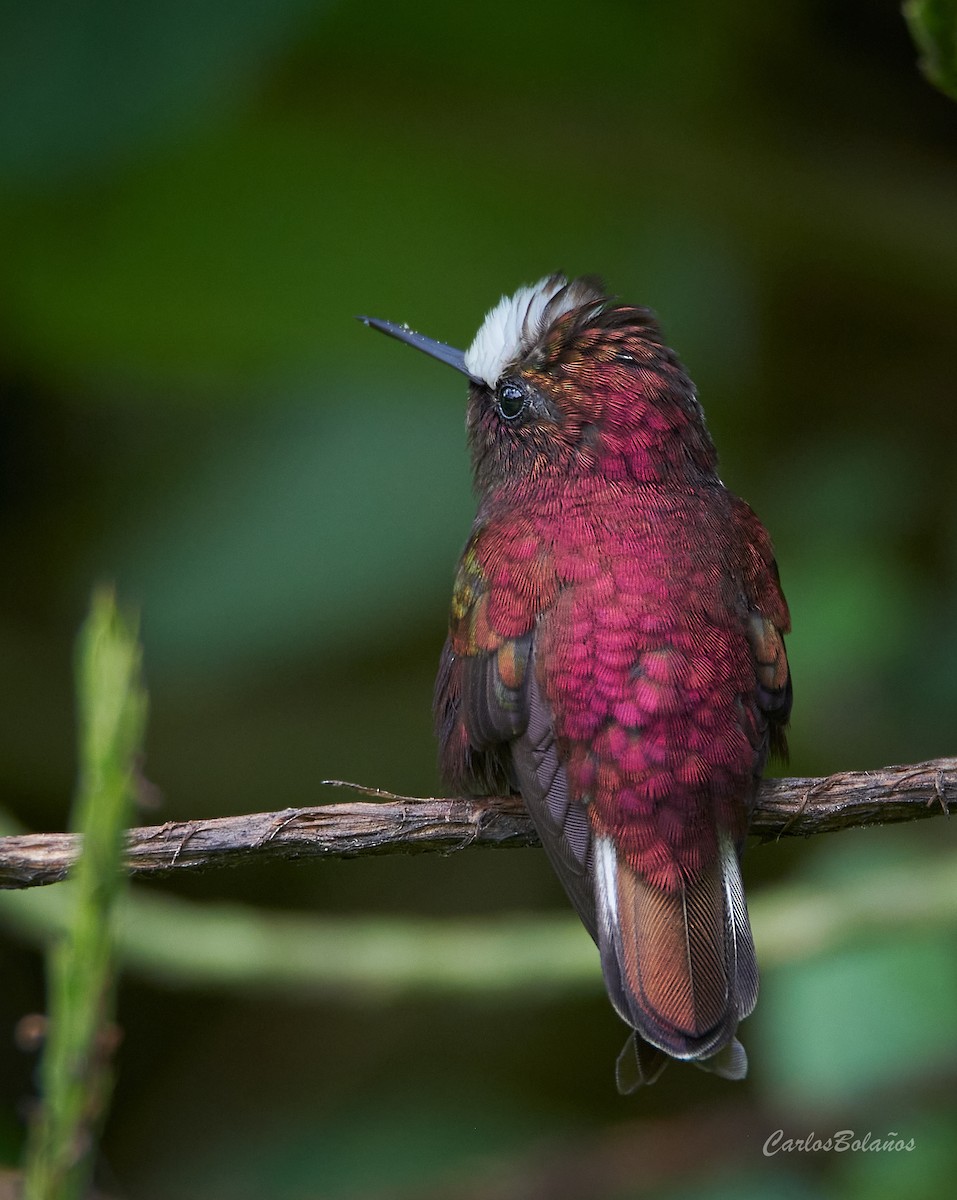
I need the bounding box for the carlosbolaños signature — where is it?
[763,1130,916,1156]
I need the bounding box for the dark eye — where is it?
[496,381,527,421]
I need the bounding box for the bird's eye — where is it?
[496,381,527,421]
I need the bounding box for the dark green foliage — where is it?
[905,0,957,100]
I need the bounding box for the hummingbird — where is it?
[360,275,791,1089]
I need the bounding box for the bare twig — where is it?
[1,757,955,892]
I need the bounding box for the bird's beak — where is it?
[357,316,482,385]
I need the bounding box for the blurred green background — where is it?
[2,0,957,1196]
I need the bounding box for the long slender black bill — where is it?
[357,316,481,384]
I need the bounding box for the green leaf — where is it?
[905,0,957,101]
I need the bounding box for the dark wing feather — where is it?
[433,526,596,932]
[440,631,598,940]
[434,637,514,796]
[733,495,793,767]
[510,666,597,941]
[433,530,537,796]
[746,611,792,766]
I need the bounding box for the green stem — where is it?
[22,588,147,1200]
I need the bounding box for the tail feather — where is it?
[720,833,759,1020]
[615,1032,669,1091]
[613,1030,749,1093]
[595,832,757,1074]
